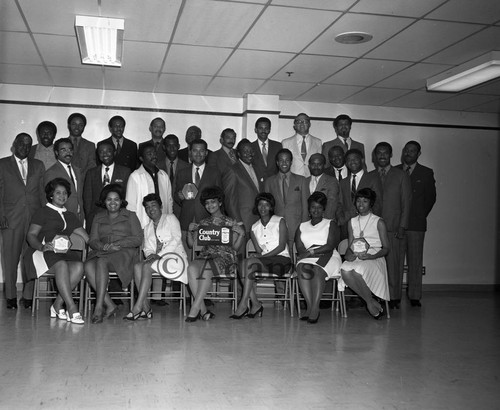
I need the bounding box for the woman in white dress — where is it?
[295,191,341,324]
[340,188,390,319]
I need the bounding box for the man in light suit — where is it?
[29,121,57,170]
[160,134,190,220]
[99,116,138,172]
[251,117,282,180]
[126,142,173,229]
[222,139,263,244]
[44,138,84,222]
[370,142,412,309]
[0,133,45,309]
[67,113,96,179]
[322,114,365,159]
[207,128,239,175]
[83,140,131,231]
[263,148,309,251]
[281,113,322,178]
[138,117,167,167]
[397,141,436,307]
[339,149,383,240]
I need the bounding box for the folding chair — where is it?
[148,272,187,314]
[245,239,294,316]
[32,232,86,316]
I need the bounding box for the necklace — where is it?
[357,213,372,237]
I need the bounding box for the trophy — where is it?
[351,237,370,256]
[182,183,198,200]
[53,235,71,253]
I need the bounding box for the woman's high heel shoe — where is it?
[307,312,320,324]
[201,310,215,321]
[247,305,264,318]
[229,308,249,319]
[185,310,201,322]
[123,311,141,321]
[140,309,153,319]
[66,311,84,324]
[50,304,67,320]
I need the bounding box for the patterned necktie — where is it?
[195,167,201,186]
[282,174,288,203]
[20,160,27,185]
[228,150,237,164]
[406,165,411,175]
[337,168,343,182]
[67,165,76,187]
[170,161,175,183]
[103,166,110,186]
[301,136,307,160]
[262,142,268,166]
[351,174,356,203]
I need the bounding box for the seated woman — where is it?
[185,186,245,322]
[124,193,188,321]
[295,191,341,324]
[231,192,291,319]
[84,184,142,324]
[25,178,89,324]
[339,188,390,319]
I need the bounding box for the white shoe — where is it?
[66,311,84,324]
[50,305,67,320]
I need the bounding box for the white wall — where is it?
[1,84,498,287]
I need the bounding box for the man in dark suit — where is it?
[322,114,365,159]
[175,139,221,252]
[44,138,85,222]
[138,117,167,166]
[251,117,282,180]
[67,113,96,178]
[99,115,137,172]
[370,142,412,309]
[177,125,214,163]
[324,145,349,182]
[222,139,263,244]
[83,140,131,230]
[0,133,45,309]
[160,134,190,220]
[339,149,383,237]
[29,121,57,170]
[208,128,238,175]
[397,141,436,307]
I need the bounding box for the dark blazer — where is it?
[222,161,263,233]
[83,164,131,229]
[99,137,138,172]
[396,163,436,231]
[207,147,238,175]
[263,172,309,241]
[174,164,221,231]
[369,167,412,232]
[44,161,84,221]
[158,157,190,219]
[322,137,365,159]
[251,138,282,180]
[71,137,96,178]
[307,173,343,223]
[138,139,166,165]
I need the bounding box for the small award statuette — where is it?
[351,237,370,256]
[182,183,198,200]
[52,235,71,254]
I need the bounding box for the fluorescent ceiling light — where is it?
[426,51,500,92]
[75,16,124,67]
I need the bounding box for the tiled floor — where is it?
[0,291,498,409]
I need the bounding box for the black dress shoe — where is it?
[6,298,18,310]
[388,300,400,310]
[20,297,32,309]
[410,299,422,307]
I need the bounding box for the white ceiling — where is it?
[1,0,500,113]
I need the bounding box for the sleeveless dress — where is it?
[296,218,341,279]
[338,213,389,300]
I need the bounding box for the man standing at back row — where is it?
[251,117,282,180]
[397,141,436,307]
[322,114,365,160]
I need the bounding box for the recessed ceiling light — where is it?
[335,32,373,45]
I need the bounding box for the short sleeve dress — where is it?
[296,218,342,279]
[197,214,239,277]
[338,213,389,300]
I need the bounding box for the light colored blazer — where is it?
[126,165,173,228]
[281,133,322,177]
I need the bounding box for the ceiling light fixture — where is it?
[75,16,124,67]
[426,51,500,92]
[335,32,373,45]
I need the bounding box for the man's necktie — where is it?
[343,139,349,152]
[20,160,27,185]
[115,140,122,156]
[337,168,343,182]
[406,165,411,175]
[301,136,307,160]
[310,176,318,193]
[103,166,110,186]
[170,161,175,183]
[351,174,356,203]
[262,142,268,166]
[380,168,387,185]
[228,150,237,164]
[67,165,76,187]
[195,167,201,186]
[282,174,288,203]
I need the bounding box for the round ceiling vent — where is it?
[335,32,373,44]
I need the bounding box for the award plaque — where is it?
[53,235,71,254]
[351,237,369,255]
[182,183,198,200]
[197,225,233,245]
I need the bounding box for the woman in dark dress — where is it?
[26,178,89,324]
[84,184,142,324]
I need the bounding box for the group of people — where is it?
[0,111,436,325]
